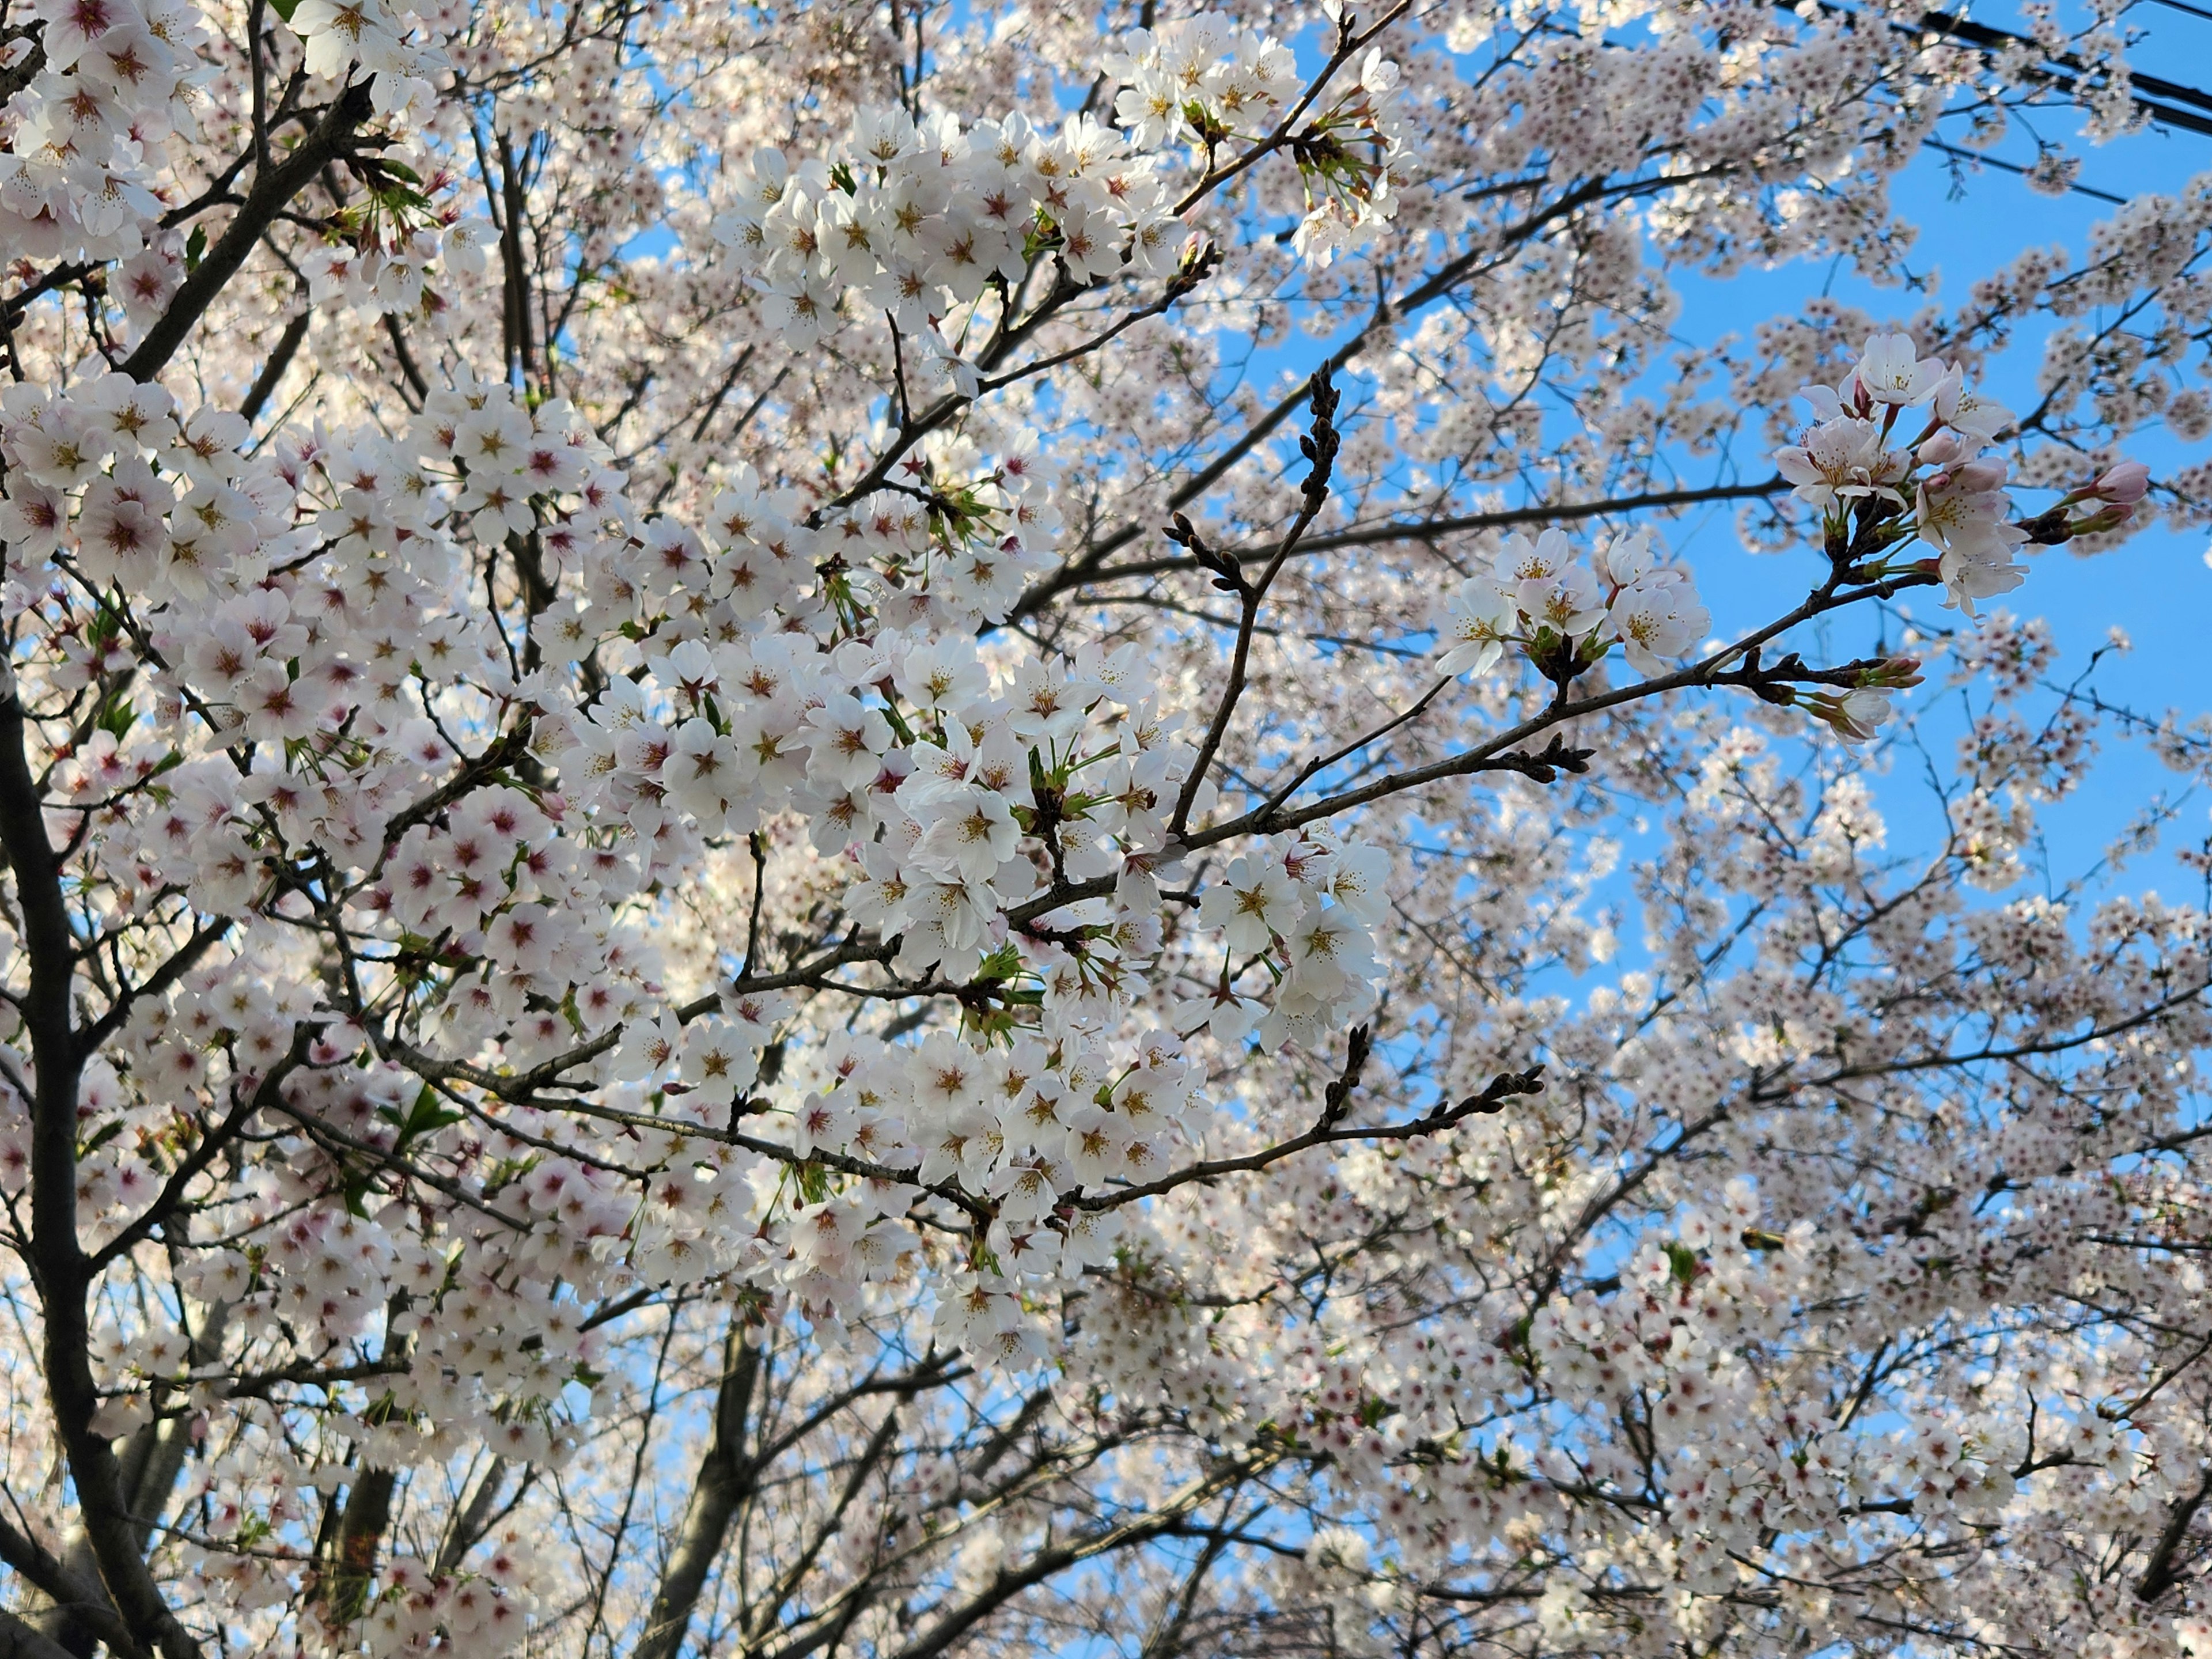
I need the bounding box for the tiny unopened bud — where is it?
[2093,460,2150,505]
[1918,432,1965,467]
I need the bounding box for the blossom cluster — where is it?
[301,200,493,324]
[1433,335,2150,746]
[1436,522,1713,681]
[0,0,206,281]
[1102,14,1407,266]
[1774,331,2144,613]
[0,373,288,603]
[713,16,1405,376]
[0,344,1412,1415]
[713,106,1188,373]
[285,0,448,122]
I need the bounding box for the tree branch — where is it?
[123,78,375,380]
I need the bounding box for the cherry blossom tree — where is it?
[0,0,2207,1656]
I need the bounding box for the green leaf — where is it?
[482,1153,540,1196]
[1665,1241,1702,1286]
[266,0,297,21]
[185,224,207,274]
[376,1083,463,1152]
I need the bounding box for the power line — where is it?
[1916,6,2212,137]
[1793,1,2212,140]
[1923,137,2130,203]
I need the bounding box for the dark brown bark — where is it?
[633,1331,763,1659]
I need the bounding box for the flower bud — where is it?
[1917,432,1965,467]
[2093,460,2150,504]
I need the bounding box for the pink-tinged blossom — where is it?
[1919,460,2029,614]
[2094,460,2152,503]
[1775,416,1906,508]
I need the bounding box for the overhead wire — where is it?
[1820,2,2212,199]
[1923,136,2131,202]
[1915,5,2212,135]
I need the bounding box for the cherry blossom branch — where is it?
[86,1024,312,1270]
[1169,365,1340,836]
[1029,476,1791,604]
[1022,170,1728,615]
[779,1443,1289,1659]
[1214,575,1936,842]
[1168,0,1412,215]
[631,1330,762,1659]
[1253,675,1450,824]
[1073,1058,1546,1211]
[123,77,376,380]
[809,31,1427,519]
[2135,1471,2212,1601]
[0,688,205,1659]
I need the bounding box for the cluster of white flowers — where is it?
[1518,1183,1847,1590]
[285,0,448,122]
[0,0,465,326]
[1776,332,2027,605]
[1104,14,1406,266]
[0,0,207,281]
[359,1548,537,1659]
[0,374,283,599]
[540,616,1399,1340]
[0,334,1412,1410]
[1435,524,1712,679]
[1432,335,2152,746]
[714,18,1405,373]
[302,203,493,323]
[713,105,1187,374]
[1186,834,1389,1048]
